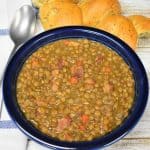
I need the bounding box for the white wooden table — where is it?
[0,0,150,149]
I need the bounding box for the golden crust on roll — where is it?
[78,0,121,27]
[128,15,150,38]
[39,2,82,30]
[32,0,74,8]
[97,15,138,50]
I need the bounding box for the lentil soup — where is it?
[17,39,135,142]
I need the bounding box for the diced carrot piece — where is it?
[79,125,85,131]
[102,66,112,74]
[63,40,70,45]
[31,59,39,68]
[69,77,78,84]
[81,114,89,124]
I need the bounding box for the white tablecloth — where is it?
[0,0,150,150]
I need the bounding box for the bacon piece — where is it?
[95,55,104,64]
[56,117,71,132]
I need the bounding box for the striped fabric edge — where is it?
[0,120,17,129]
[0,29,9,35]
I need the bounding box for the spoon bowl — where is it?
[9,5,36,46]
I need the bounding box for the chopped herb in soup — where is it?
[17,39,135,142]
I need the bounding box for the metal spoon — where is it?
[9,5,36,57]
[0,5,36,84]
[0,5,36,120]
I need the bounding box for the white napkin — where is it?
[0,129,27,150]
[28,141,50,150]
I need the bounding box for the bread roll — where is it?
[97,15,137,50]
[79,0,121,27]
[128,15,150,38]
[32,0,74,8]
[39,2,82,30]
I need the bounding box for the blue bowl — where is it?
[3,26,149,149]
